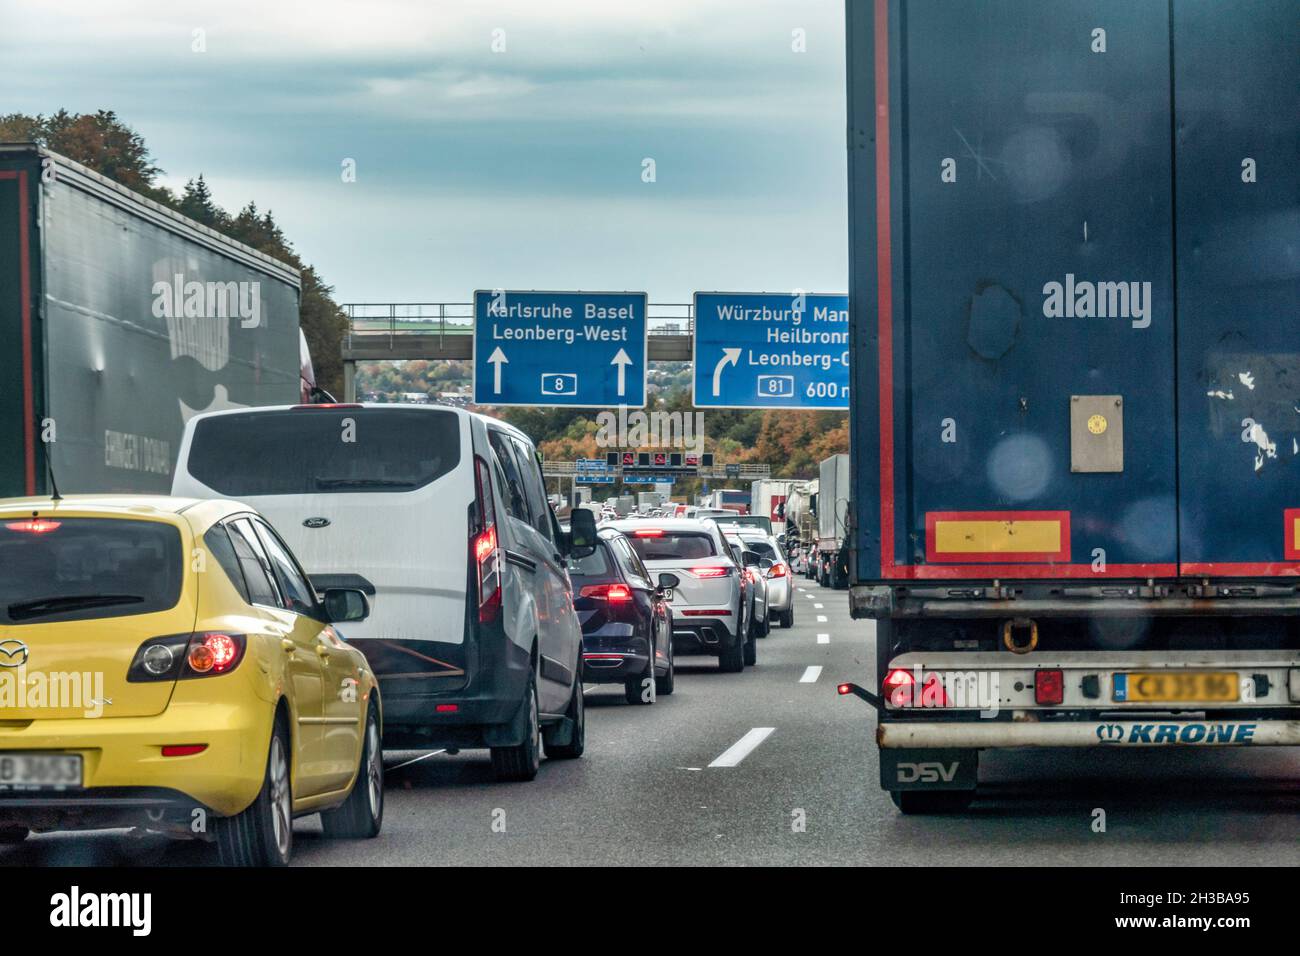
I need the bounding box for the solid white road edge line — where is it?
[708,727,776,768]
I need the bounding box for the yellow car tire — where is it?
[216,717,293,867]
[320,703,384,840]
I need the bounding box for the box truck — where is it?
[0,145,302,497]
[840,0,1300,812]
[817,454,850,588]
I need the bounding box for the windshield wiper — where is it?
[314,477,417,489]
[7,593,145,622]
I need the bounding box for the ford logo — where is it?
[303,517,331,529]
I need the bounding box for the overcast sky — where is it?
[2,0,847,305]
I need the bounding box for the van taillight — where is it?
[473,455,502,623]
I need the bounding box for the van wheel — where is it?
[215,717,293,866]
[491,675,541,781]
[546,677,586,758]
[0,826,29,844]
[889,790,975,814]
[321,702,383,839]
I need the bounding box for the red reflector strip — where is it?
[161,744,207,757]
[435,703,459,713]
[681,609,732,616]
[583,653,629,659]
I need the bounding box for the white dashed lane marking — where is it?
[708,727,775,768]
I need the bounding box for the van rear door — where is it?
[172,406,473,683]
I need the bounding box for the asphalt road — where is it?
[6,576,1298,866]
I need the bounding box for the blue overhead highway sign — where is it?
[692,292,850,409]
[473,290,647,407]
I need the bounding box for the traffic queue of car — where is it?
[0,403,796,865]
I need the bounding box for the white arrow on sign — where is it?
[611,348,633,397]
[712,348,742,397]
[488,346,509,394]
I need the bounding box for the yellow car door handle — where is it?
[281,639,296,653]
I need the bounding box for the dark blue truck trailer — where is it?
[0,145,302,498]
[842,0,1299,811]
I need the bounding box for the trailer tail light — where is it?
[690,566,731,578]
[579,583,633,603]
[883,668,914,694]
[1035,669,1065,705]
[473,455,502,624]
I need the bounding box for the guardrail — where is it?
[541,461,770,479]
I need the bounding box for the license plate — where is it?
[1113,672,1238,703]
[0,753,84,790]
[663,589,674,602]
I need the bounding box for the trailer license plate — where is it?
[0,753,83,790]
[1113,672,1238,703]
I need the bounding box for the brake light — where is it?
[579,583,633,603]
[187,633,243,674]
[473,455,502,623]
[1035,669,1065,705]
[690,566,731,578]
[634,529,664,537]
[767,562,787,578]
[5,518,60,533]
[883,668,914,693]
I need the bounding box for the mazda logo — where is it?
[303,517,331,529]
[0,640,29,668]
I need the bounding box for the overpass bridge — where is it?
[340,301,696,401]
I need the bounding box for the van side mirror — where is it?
[322,588,370,623]
[567,508,597,558]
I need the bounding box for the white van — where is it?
[172,403,597,781]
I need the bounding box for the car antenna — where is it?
[45,449,62,502]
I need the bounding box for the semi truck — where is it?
[0,145,303,497]
[840,0,1299,812]
[750,478,795,526]
[816,454,850,588]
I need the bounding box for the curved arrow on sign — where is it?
[712,348,742,397]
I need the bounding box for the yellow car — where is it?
[0,495,383,866]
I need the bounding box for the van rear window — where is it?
[0,518,183,624]
[187,408,461,496]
